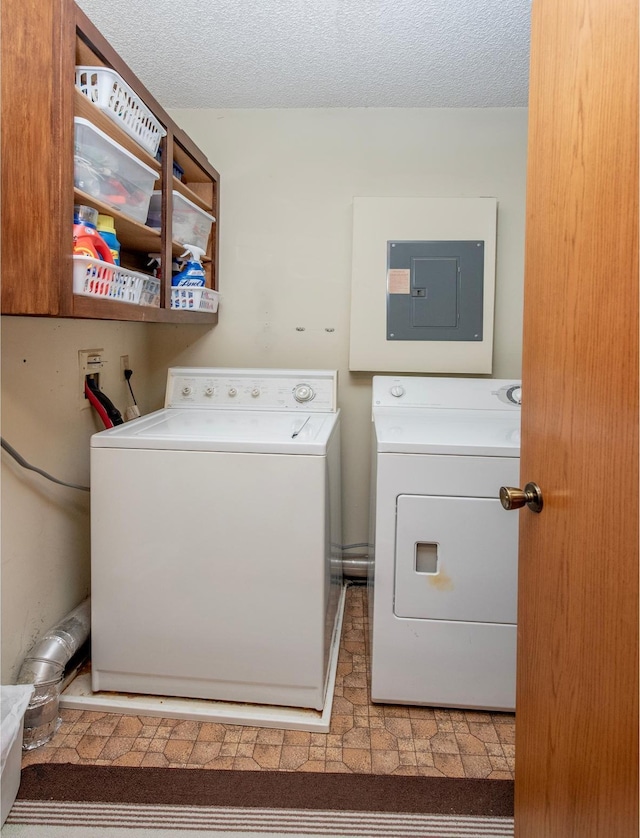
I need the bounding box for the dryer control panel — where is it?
[372,376,521,411]
[165,368,338,412]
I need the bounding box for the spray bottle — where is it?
[147,253,162,278]
[171,245,207,287]
[147,253,182,280]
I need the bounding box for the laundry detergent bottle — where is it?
[73,205,114,263]
[96,214,121,265]
[172,245,206,287]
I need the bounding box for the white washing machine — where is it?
[369,376,521,711]
[90,368,342,711]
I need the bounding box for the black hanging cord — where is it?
[124,368,137,406]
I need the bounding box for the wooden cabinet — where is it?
[1,0,220,323]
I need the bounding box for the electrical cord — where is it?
[122,368,141,420]
[124,368,137,405]
[3,376,123,490]
[1,437,90,492]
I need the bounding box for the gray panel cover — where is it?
[387,241,484,341]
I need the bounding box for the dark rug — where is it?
[19,764,513,817]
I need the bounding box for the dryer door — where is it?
[394,494,518,623]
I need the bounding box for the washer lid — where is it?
[374,408,520,456]
[91,408,339,455]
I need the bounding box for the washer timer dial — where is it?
[293,384,315,403]
[390,385,405,398]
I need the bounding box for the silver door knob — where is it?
[499,482,543,513]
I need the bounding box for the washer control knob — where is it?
[181,386,193,397]
[228,387,238,397]
[204,386,214,397]
[293,384,315,403]
[510,386,522,405]
[251,388,261,398]
[390,385,405,398]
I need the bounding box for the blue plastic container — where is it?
[96,215,121,265]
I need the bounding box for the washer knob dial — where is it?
[390,385,405,398]
[228,387,238,397]
[204,386,214,397]
[251,388,261,398]
[293,384,315,403]
[181,386,193,397]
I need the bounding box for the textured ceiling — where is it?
[76,0,531,109]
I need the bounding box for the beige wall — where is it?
[1,107,528,681]
[1,318,153,681]
[155,107,529,541]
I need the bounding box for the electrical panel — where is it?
[386,240,484,342]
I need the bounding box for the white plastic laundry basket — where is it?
[1,685,35,826]
[75,66,166,156]
[171,287,219,312]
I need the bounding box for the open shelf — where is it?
[74,188,161,252]
[172,176,213,212]
[72,292,218,322]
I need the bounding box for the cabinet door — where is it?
[1,0,75,316]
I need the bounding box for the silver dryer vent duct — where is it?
[17,598,91,750]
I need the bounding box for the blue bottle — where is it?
[96,215,121,266]
[172,245,206,287]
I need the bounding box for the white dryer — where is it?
[369,376,521,711]
[90,368,342,711]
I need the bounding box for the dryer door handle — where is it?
[499,483,544,513]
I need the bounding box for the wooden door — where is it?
[515,1,638,836]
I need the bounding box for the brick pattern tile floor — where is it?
[22,585,515,778]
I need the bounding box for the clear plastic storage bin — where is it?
[75,66,166,157]
[147,191,215,251]
[74,117,159,224]
[171,287,219,312]
[73,256,160,306]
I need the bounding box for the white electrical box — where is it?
[349,197,497,373]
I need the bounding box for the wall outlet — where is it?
[79,348,104,407]
[120,355,130,380]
